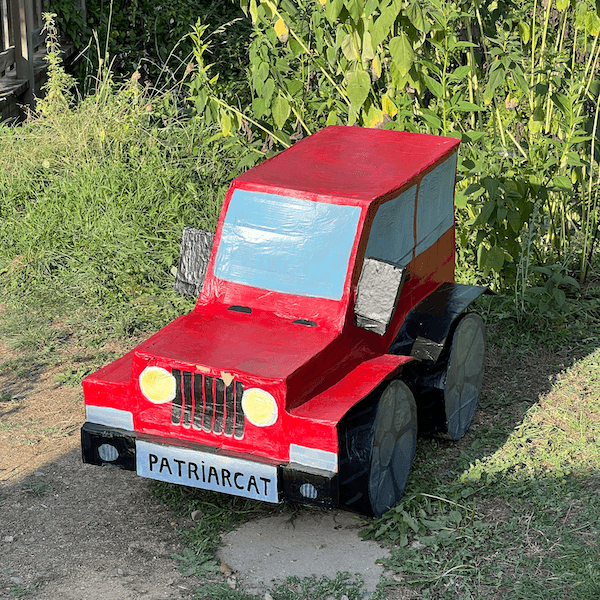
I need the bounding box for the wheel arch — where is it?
[390,282,490,363]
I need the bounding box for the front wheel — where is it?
[338,380,417,518]
[369,380,417,517]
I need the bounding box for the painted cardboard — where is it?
[81,126,486,516]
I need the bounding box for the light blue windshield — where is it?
[214,189,361,300]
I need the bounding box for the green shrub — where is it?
[188,0,600,305]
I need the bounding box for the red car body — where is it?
[82,126,482,514]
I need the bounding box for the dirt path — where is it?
[0,342,205,600]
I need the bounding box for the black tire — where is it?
[442,312,486,440]
[339,380,417,518]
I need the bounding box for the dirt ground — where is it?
[0,341,210,600]
[0,331,577,600]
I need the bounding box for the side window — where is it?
[364,185,416,267]
[416,153,457,256]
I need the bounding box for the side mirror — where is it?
[355,257,406,336]
[174,226,215,296]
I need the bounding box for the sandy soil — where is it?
[0,341,205,600]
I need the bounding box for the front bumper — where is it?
[81,422,338,508]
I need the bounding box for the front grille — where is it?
[171,369,245,439]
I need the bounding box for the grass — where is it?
[0,67,250,377]
[358,301,600,600]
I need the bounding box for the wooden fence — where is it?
[0,0,81,121]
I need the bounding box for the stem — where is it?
[211,97,290,148]
[505,128,528,159]
[289,102,312,135]
[263,0,350,105]
[581,89,600,282]
[529,0,538,112]
[466,16,479,129]
[495,103,507,149]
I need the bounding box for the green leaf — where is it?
[553,287,566,307]
[326,110,338,126]
[249,0,258,23]
[341,32,361,62]
[263,78,275,104]
[552,175,572,190]
[193,88,207,115]
[455,100,482,112]
[449,65,471,80]
[221,111,232,136]
[562,275,580,289]
[344,0,362,23]
[406,1,426,32]
[474,200,495,226]
[346,70,371,112]
[326,0,344,24]
[455,191,468,209]
[362,30,375,62]
[389,33,414,78]
[512,66,529,97]
[420,110,442,130]
[370,5,398,47]
[252,97,266,118]
[364,106,385,128]
[483,62,505,104]
[508,210,522,233]
[423,74,443,98]
[478,245,504,275]
[585,11,600,37]
[556,0,569,10]
[286,80,303,96]
[272,95,291,129]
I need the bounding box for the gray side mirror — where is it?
[174,226,215,296]
[355,257,406,336]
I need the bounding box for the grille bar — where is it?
[171,369,245,439]
[182,370,192,428]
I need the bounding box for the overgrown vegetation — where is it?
[188,0,600,308]
[0,17,244,368]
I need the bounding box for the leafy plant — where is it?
[523,264,580,316]
[186,0,600,314]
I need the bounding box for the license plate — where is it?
[136,440,279,503]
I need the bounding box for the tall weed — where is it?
[0,33,239,345]
[188,0,600,307]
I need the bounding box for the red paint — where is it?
[84,126,460,469]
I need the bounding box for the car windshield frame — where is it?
[213,189,361,301]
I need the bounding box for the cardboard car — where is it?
[81,126,487,517]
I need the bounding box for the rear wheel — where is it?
[442,313,486,440]
[339,380,417,517]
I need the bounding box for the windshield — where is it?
[213,189,361,300]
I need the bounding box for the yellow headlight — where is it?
[242,388,278,427]
[139,366,176,404]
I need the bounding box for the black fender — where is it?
[390,282,490,435]
[390,282,490,363]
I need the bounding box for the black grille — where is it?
[171,369,245,439]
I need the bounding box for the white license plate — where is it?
[136,440,279,503]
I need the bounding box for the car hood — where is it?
[133,307,340,381]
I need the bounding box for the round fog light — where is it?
[300,483,317,499]
[98,444,119,462]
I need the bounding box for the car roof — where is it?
[234,126,460,207]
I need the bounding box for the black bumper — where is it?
[81,422,338,508]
